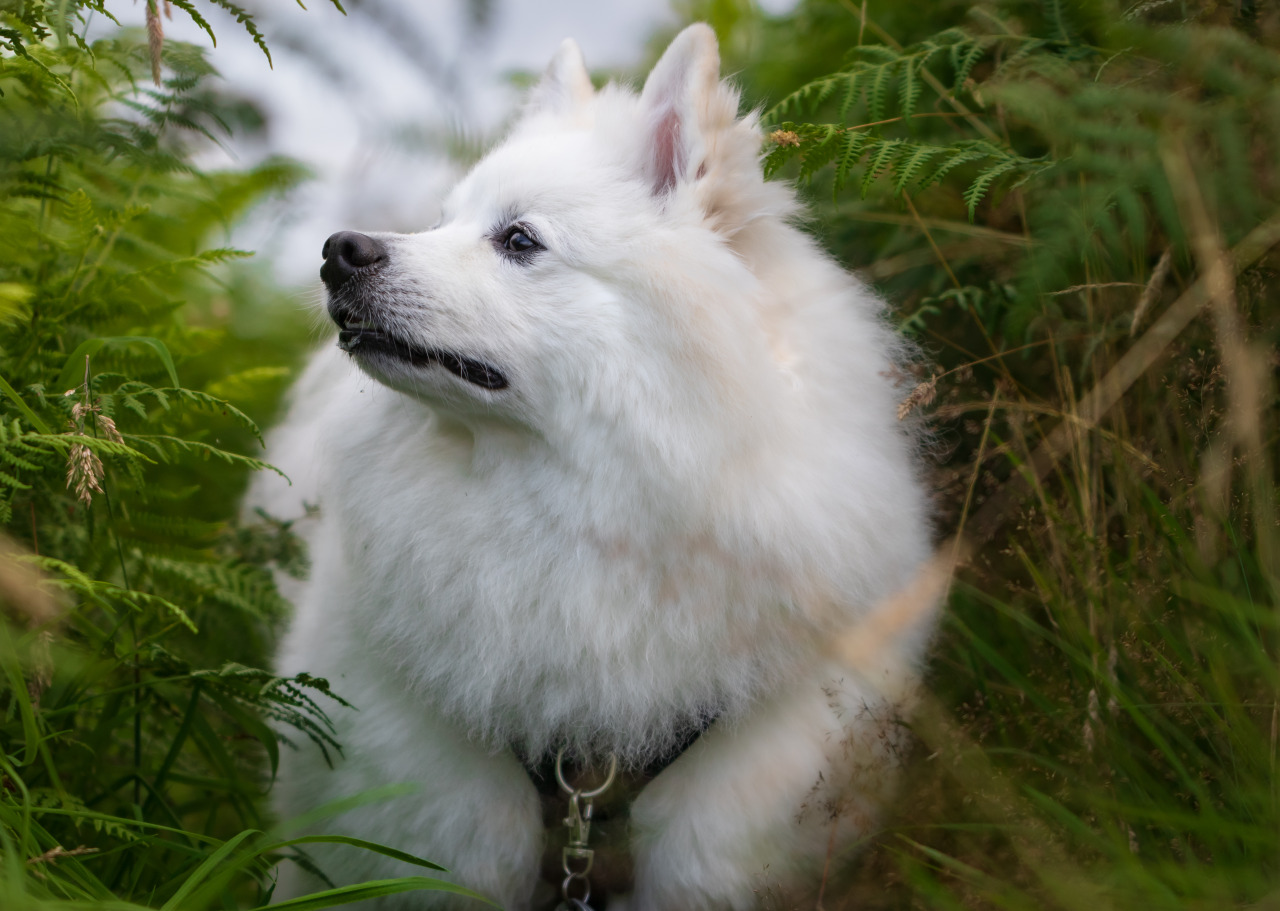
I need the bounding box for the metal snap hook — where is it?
[554,747,618,798]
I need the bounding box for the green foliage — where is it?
[763,123,1043,215]
[760,25,1050,214]
[0,3,476,908]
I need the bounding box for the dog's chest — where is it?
[325,420,806,759]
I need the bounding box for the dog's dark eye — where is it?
[497,224,542,258]
[506,230,535,252]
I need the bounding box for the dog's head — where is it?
[321,25,797,458]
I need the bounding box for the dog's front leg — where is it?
[271,663,545,909]
[623,657,918,911]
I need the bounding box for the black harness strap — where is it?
[520,715,718,798]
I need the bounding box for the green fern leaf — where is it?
[763,141,804,179]
[861,138,904,196]
[899,60,923,122]
[798,125,844,183]
[169,388,264,442]
[838,72,863,121]
[165,0,219,48]
[766,76,839,122]
[954,40,985,88]
[0,467,31,491]
[892,144,942,193]
[867,61,895,123]
[65,188,98,247]
[918,146,987,189]
[123,434,284,478]
[102,583,198,632]
[963,157,1023,218]
[833,131,870,193]
[204,0,273,66]
[854,45,900,65]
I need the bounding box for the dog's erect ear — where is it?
[639,24,722,196]
[529,38,594,117]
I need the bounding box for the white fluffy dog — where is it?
[250,23,934,910]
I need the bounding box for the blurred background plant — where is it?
[1,0,1277,908]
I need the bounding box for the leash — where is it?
[554,747,617,911]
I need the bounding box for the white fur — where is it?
[251,24,934,910]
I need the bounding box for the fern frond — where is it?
[892,144,942,193]
[852,44,900,65]
[952,38,986,88]
[899,59,923,122]
[122,434,283,477]
[65,188,98,247]
[838,71,863,121]
[963,156,1025,218]
[164,0,218,48]
[0,467,31,491]
[763,137,805,180]
[833,131,870,193]
[766,74,848,122]
[23,431,153,464]
[867,59,895,123]
[99,582,198,631]
[202,0,272,66]
[107,385,264,442]
[917,145,989,189]
[798,124,845,183]
[148,556,289,619]
[861,138,904,196]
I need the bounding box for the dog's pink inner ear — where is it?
[650,107,687,196]
[640,24,720,197]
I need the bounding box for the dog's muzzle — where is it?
[319,232,511,392]
[320,231,385,289]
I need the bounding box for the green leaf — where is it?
[963,157,1023,219]
[899,59,922,121]
[1,659,42,767]
[893,143,942,192]
[166,0,220,47]
[0,373,52,434]
[0,283,35,319]
[248,876,495,911]
[204,0,274,67]
[159,829,260,910]
[264,835,448,871]
[57,336,180,393]
[861,138,903,196]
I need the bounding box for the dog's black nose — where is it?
[320,231,385,288]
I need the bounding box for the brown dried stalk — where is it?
[146,0,164,86]
[896,374,938,420]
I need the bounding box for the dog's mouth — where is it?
[336,319,509,391]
